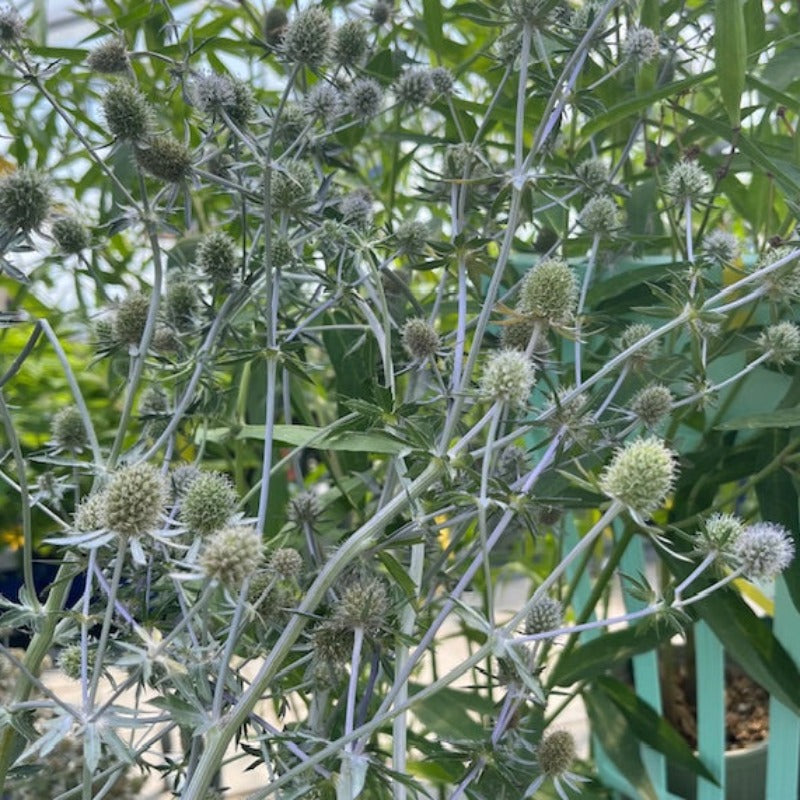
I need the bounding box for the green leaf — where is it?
[422,0,444,53]
[550,625,665,687]
[377,551,418,602]
[715,0,747,127]
[408,685,493,742]
[227,423,408,454]
[715,407,800,430]
[594,676,716,783]
[584,686,659,800]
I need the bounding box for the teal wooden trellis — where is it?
[562,517,800,800]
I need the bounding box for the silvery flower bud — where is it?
[180,470,238,535]
[734,522,794,581]
[579,195,621,236]
[197,230,237,284]
[201,525,264,588]
[517,258,578,326]
[304,82,341,126]
[87,38,129,74]
[394,218,429,257]
[537,730,576,778]
[166,281,199,330]
[135,135,192,183]
[334,575,390,635]
[615,323,659,369]
[395,68,433,107]
[429,67,454,96]
[51,216,90,254]
[697,513,744,554]
[271,161,315,211]
[701,230,739,267]
[0,5,25,42]
[287,490,321,526]
[284,7,333,69]
[346,78,383,120]
[0,169,51,234]
[74,492,107,532]
[103,82,151,141]
[629,384,673,427]
[525,596,563,635]
[600,436,676,515]
[269,547,304,580]
[402,318,440,360]
[664,161,711,203]
[113,291,150,346]
[104,463,167,537]
[622,27,659,66]
[51,406,86,451]
[480,349,536,408]
[333,20,368,67]
[575,157,608,192]
[759,322,800,365]
[371,1,391,25]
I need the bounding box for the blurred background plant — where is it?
[0,0,799,798]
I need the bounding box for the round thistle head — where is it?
[197,230,237,284]
[312,619,354,666]
[525,596,563,635]
[759,322,800,365]
[697,513,744,555]
[226,78,255,128]
[152,326,180,355]
[86,38,129,73]
[758,247,800,302]
[664,161,711,204]
[501,317,538,354]
[497,443,528,480]
[113,291,149,346]
[270,234,295,268]
[622,27,659,66]
[304,82,341,126]
[429,67,454,97]
[517,258,578,326]
[395,68,433,107]
[701,229,739,267]
[401,318,440,361]
[0,169,51,234]
[507,0,550,26]
[180,470,238,535]
[271,161,315,212]
[272,103,307,147]
[104,463,168,537]
[171,464,201,496]
[269,547,304,580]
[166,280,200,330]
[546,388,592,437]
[394,218,429,257]
[316,218,349,261]
[333,20,368,67]
[334,575,390,635]
[264,6,289,45]
[371,1,391,25]
[615,323,659,369]
[201,525,264,588]
[600,436,677,515]
[537,730,576,778]
[135,135,192,183]
[102,82,151,141]
[57,644,84,681]
[734,522,795,581]
[51,216,90,254]
[575,157,608,191]
[287,490,321,526]
[284,7,333,69]
[346,78,383,120]
[629,384,673,428]
[480,349,536,408]
[191,71,235,116]
[579,194,620,236]
[0,5,24,42]
[74,491,107,532]
[50,406,86,451]
[340,189,373,229]
[92,317,115,353]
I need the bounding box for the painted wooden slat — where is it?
[695,621,725,800]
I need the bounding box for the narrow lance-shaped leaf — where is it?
[715,0,747,127]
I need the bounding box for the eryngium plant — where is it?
[1,1,799,798]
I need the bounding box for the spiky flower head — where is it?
[600,437,676,515]
[395,68,433,107]
[734,522,795,581]
[74,491,107,532]
[696,513,745,555]
[629,384,673,427]
[284,7,333,69]
[501,317,538,354]
[171,464,201,496]
[622,27,659,66]
[525,596,563,635]
[104,463,167,537]
[287,490,321,526]
[371,1,391,25]
[102,82,151,141]
[394,219,429,257]
[57,644,84,680]
[201,525,264,588]
[346,78,383,120]
[507,0,550,26]
[273,103,306,146]
[537,730,576,778]
[50,406,86,451]
[139,385,168,418]
[135,135,192,183]
[180,471,237,535]
[333,20,368,67]
[429,67,454,96]
[191,71,235,115]
[271,161,315,211]
[0,5,25,42]
[497,443,528,480]
[113,291,149,346]
[546,388,592,437]
[93,318,115,352]
[664,161,711,204]
[702,230,739,267]
[0,169,51,234]
[269,547,304,580]
[517,258,578,326]
[264,6,289,45]
[575,157,608,191]
[480,349,536,408]
[51,216,90,254]
[304,82,341,125]
[334,575,390,635]
[340,189,373,228]
[166,280,199,330]
[579,194,620,235]
[197,230,237,284]
[401,318,440,360]
[271,234,295,268]
[226,78,255,128]
[759,322,800,365]
[86,38,129,74]
[616,323,659,369]
[758,247,800,302]
[312,619,354,666]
